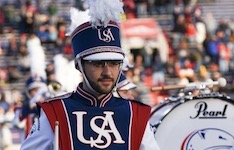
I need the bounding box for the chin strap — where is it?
[77,59,100,95]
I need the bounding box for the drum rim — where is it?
[150,99,180,118]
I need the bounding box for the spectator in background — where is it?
[147,0,157,15]
[135,0,148,17]
[56,17,65,32]
[217,42,231,74]
[19,33,28,47]
[203,33,219,64]
[0,6,5,34]
[0,89,9,113]
[36,25,50,43]
[215,29,229,48]
[172,14,186,43]
[203,12,217,36]
[57,23,66,40]
[54,37,64,54]
[173,0,185,26]
[195,18,206,45]
[154,0,169,14]
[6,36,19,57]
[48,25,58,43]
[45,62,56,84]
[18,44,30,75]
[228,30,234,72]
[63,37,73,54]
[185,21,197,43]
[217,17,231,39]
[19,0,36,34]
[228,17,234,32]
[47,0,58,25]
[176,37,189,67]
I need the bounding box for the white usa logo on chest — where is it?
[72,111,125,149]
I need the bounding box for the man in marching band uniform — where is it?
[20,0,160,149]
[13,75,50,140]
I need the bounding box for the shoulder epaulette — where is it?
[44,92,73,103]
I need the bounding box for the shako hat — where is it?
[67,0,125,61]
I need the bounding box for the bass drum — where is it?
[149,92,234,150]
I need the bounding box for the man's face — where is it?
[83,60,122,94]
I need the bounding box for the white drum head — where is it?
[151,98,234,150]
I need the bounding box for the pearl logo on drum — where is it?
[190,101,227,119]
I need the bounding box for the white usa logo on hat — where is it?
[98,28,115,42]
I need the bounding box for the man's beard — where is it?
[88,76,115,94]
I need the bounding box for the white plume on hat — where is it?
[66,8,90,36]
[66,0,124,36]
[87,0,124,27]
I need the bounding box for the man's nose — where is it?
[101,65,112,75]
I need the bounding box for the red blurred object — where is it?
[120,18,158,39]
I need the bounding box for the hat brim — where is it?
[83,52,124,60]
[118,82,136,91]
[28,82,47,90]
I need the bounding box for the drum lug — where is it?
[167,96,180,102]
[150,121,161,135]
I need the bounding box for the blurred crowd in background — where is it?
[0,0,234,149]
